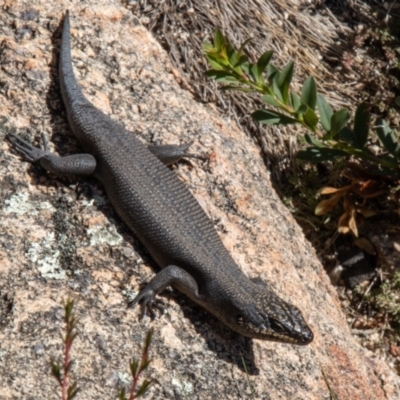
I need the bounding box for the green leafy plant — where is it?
[202,30,400,167]
[363,272,400,327]
[51,297,79,400]
[374,273,400,326]
[202,31,400,236]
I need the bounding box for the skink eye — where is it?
[269,319,287,333]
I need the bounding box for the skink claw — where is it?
[128,288,165,319]
[7,133,47,162]
[145,299,165,320]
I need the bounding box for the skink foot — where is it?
[7,133,47,162]
[128,289,165,319]
[128,265,200,320]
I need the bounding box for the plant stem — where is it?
[62,336,71,400]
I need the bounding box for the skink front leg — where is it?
[8,133,96,176]
[129,265,202,318]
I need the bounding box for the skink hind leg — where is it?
[148,141,207,166]
[8,133,96,176]
[129,265,201,319]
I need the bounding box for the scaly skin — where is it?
[8,11,313,344]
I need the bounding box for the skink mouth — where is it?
[246,322,314,344]
[296,328,314,345]
[288,320,314,345]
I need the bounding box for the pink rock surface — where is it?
[0,2,398,399]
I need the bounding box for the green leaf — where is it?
[252,110,297,125]
[353,103,370,149]
[303,107,319,132]
[330,108,350,137]
[376,118,400,158]
[277,61,294,105]
[130,359,139,376]
[304,133,325,147]
[267,64,279,83]
[51,360,61,382]
[214,29,225,51]
[297,104,308,114]
[201,42,213,52]
[379,154,399,169]
[205,70,238,83]
[118,387,126,400]
[249,64,259,82]
[136,380,152,397]
[296,147,348,162]
[272,74,283,102]
[67,382,79,400]
[233,55,248,68]
[145,328,154,348]
[226,43,238,66]
[206,58,223,70]
[241,63,250,75]
[64,298,74,318]
[257,73,266,86]
[139,359,151,373]
[317,94,333,132]
[291,92,301,111]
[339,127,356,143]
[237,38,252,58]
[206,53,228,69]
[301,77,317,110]
[257,50,273,77]
[262,95,281,107]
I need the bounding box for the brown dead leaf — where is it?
[317,185,351,196]
[352,180,387,198]
[355,206,376,218]
[354,237,376,255]
[348,208,358,237]
[337,196,358,236]
[315,194,342,216]
[338,211,351,234]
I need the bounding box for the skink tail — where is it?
[59,11,86,108]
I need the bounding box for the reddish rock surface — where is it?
[0,1,398,399]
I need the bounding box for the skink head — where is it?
[229,289,313,344]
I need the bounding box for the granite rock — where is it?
[0,1,399,399]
